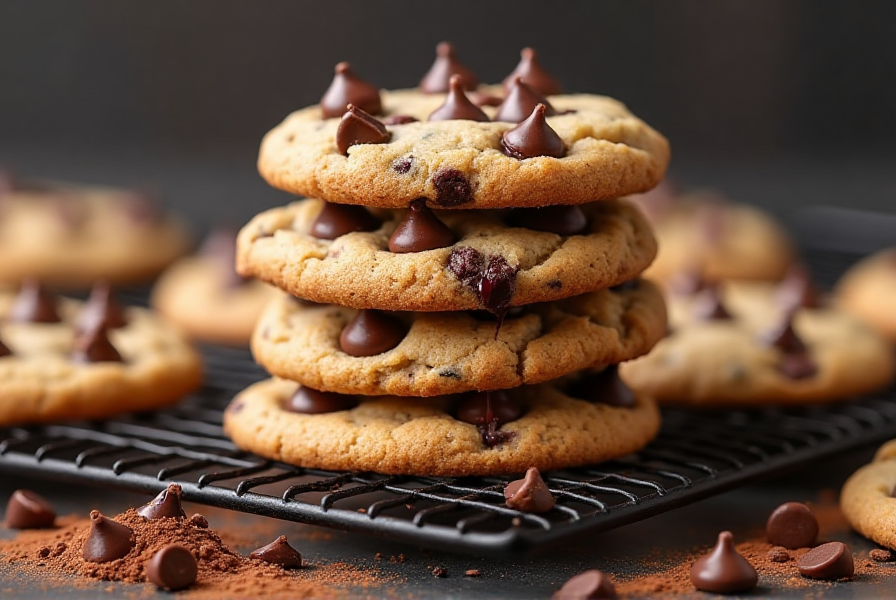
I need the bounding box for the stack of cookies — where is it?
[224,44,671,476]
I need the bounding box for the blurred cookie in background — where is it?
[834,248,896,341]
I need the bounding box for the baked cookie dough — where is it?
[258,89,669,209]
[835,248,896,341]
[223,377,660,476]
[620,282,894,406]
[0,178,191,288]
[0,285,203,425]
[237,197,657,312]
[252,279,666,396]
[841,439,896,550]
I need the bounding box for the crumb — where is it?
[432,567,447,578]
[373,553,382,561]
[465,569,481,577]
[870,549,891,562]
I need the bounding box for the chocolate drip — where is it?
[250,535,303,569]
[567,366,636,408]
[501,104,565,159]
[447,247,519,320]
[4,489,56,529]
[389,198,455,253]
[339,309,408,356]
[320,62,382,119]
[506,204,587,235]
[286,386,359,414]
[310,201,381,240]
[504,467,556,513]
[495,77,557,123]
[199,226,248,288]
[138,483,186,520]
[336,104,391,155]
[419,42,479,93]
[502,47,562,96]
[71,322,123,364]
[455,390,521,447]
[690,531,758,594]
[7,280,60,323]
[82,510,135,563]
[77,280,128,333]
[428,75,489,122]
[692,285,732,321]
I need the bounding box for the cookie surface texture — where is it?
[841,439,896,550]
[835,248,896,341]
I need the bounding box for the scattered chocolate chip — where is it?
[507,204,587,235]
[389,198,455,253]
[432,168,474,207]
[188,514,209,529]
[310,201,381,240]
[71,322,122,363]
[798,541,854,580]
[447,246,485,289]
[0,336,10,358]
[320,62,382,119]
[566,366,636,408]
[501,104,565,159]
[7,280,60,323]
[286,386,359,414]
[4,489,56,529]
[502,47,562,96]
[383,115,418,125]
[479,255,518,315]
[692,285,732,320]
[465,569,481,577]
[690,531,758,594]
[768,547,791,563]
[776,263,821,310]
[146,544,198,591]
[428,75,489,122]
[138,483,186,520]
[199,227,248,288]
[432,566,448,578]
[250,535,303,569]
[82,510,135,563]
[339,309,408,356]
[553,569,616,599]
[495,77,557,123]
[77,280,128,333]
[392,156,414,174]
[419,42,478,93]
[869,548,891,562]
[336,104,391,155]
[766,502,818,549]
[504,467,556,513]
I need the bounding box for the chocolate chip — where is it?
[336,104,391,155]
[189,514,208,529]
[0,336,10,358]
[766,502,818,549]
[502,47,562,96]
[547,280,562,290]
[455,390,522,427]
[310,201,381,240]
[797,541,854,580]
[77,281,128,333]
[692,285,732,320]
[138,483,186,520]
[504,467,555,513]
[71,322,122,364]
[286,386,359,415]
[552,569,616,599]
[495,77,557,124]
[501,104,565,159]
[778,352,818,380]
[419,42,479,93]
[566,366,637,408]
[146,544,198,591]
[7,280,60,323]
[389,198,455,253]
[506,204,587,235]
[432,168,474,207]
[776,264,821,310]
[392,156,414,174]
[250,535,303,569]
[767,547,791,563]
[320,62,382,119]
[432,566,448,578]
[4,489,56,529]
[869,548,891,562]
[479,255,518,314]
[689,531,758,594]
[82,510,135,563]
[339,310,408,356]
[383,115,418,125]
[428,75,489,122]
[199,226,248,288]
[448,247,485,289]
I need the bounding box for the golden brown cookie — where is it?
[835,248,896,341]
[841,440,896,550]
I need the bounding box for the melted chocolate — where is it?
[250,535,303,569]
[77,281,128,333]
[419,42,479,93]
[286,386,359,414]
[501,47,562,96]
[504,467,556,513]
[71,323,123,363]
[447,247,518,318]
[320,62,382,119]
[566,366,636,408]
[82,510,135,563]
[432,168,474,206]
[310,201,381,240]
[428,75,489,122]
[500,104,565,159]
[388,198,455,253]
[506,204,587,235]
[689,531,758,594]
[494,77,556,123]
[339,309,408,356]
[7,280,61,324]
[335,104,391,155]
[455,390,522,446]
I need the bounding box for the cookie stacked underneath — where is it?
[224,45,671,475]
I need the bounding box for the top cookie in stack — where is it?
[226,45,671,476]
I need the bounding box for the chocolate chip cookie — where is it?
[835,248,896,341]
[841,439,896,551]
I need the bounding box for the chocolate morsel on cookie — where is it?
[286,386,359,414]
[552,569,617,600]
[689,531,758,594]
[501,104,566,160]
[419,41,479,93]
[0,336,10,358]
[455,390,522,426]
[138,483,186,520]
[797,541,854,580]
[766,502,818,549]
[383,115,419,125]
[320,62,382,119]
[250,535,303,569]
[77,280,128,332]
[388,198,455,253]
[778,352,819,380]
[428,75,489,122]
[336,104,391,155]
[82,510,135,563]
[339,309,408,356]
[506,204,587,235]
[761,311,818,380]
[447,247,519,314]
[147,544,198,591]
[692,284,732,321]
[7,280,61,323]
[495,77,557,123]
[776,263,821,310]
[310,201,381,240]
[504,467,556,513]
[503,47,562,96]
[4,489,56,529]
[566,365,636,408]
[71,321,123,364]
[432,168,474,207]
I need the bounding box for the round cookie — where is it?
[0,178,191,288]
[237,197,657,312]
[835,248,896,341]
[841,439,896,550]
[620,282,895,406]
[258,89,670,209]
[0,286,203,425]
[223,377,660,476]
[252,279,666,397]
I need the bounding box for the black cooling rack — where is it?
[0,248,893,557]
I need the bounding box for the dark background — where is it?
[0,0,894,230]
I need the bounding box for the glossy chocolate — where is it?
[689,531,758,594]
[77,280,128,333]
[455,390,522,426]
[147,545,198,591]
[495,77,557,123]
[250,535,303,569]
[501,104,565,159]
[4,489,56,529]
[766,502,818,549]
[428,75,489,122]
[566,366,636,408]
[286,386,359,415]
[504,467,556,513]
[310,201,381,240]
[552,570,617,600]
[339,309,408,356]
[479,255,518,314]
[71,322,123,363]
[7,280,61,323]
[691,285,732,321]
[320,62,382,119]
[82,510,135,563]
[419,42,479,93]
[335,104,391,155]
[507,204,587,235]
[388,198,455,253]
[797,542,854,580]
[502,47,562,96]
[138,483,186,520]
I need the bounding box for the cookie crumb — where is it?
[870,549,891,562]
[432,567,447,578]
[465,569,480,577]
[768,547,790,563]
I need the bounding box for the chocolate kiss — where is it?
[71,322,123,363]
[250,535,303,569]
[776,264,821,310]
[501,104,565,159]
[552,570,617,599]
[507,204,587,235]
[4,489,56,529]
[82,510,135,563]
[495,77,557,123]
[286,386,359,414]
[502,47,562,96]
[138,483,186,520]
[455,390,522,426]
[566,365,636,408]
[336,104,391,155]
[77,280,127,333]
[428,75,489,122]
[7,280,60,323]
[504,467,556,513]
[339,310,408,357]
[689,531,758,594]
[0,335,10,358]
[692,285,732,321]
[310,201,381,240]
[388,198,455,253]
[419,41,479,93]
[320,61,382,119]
